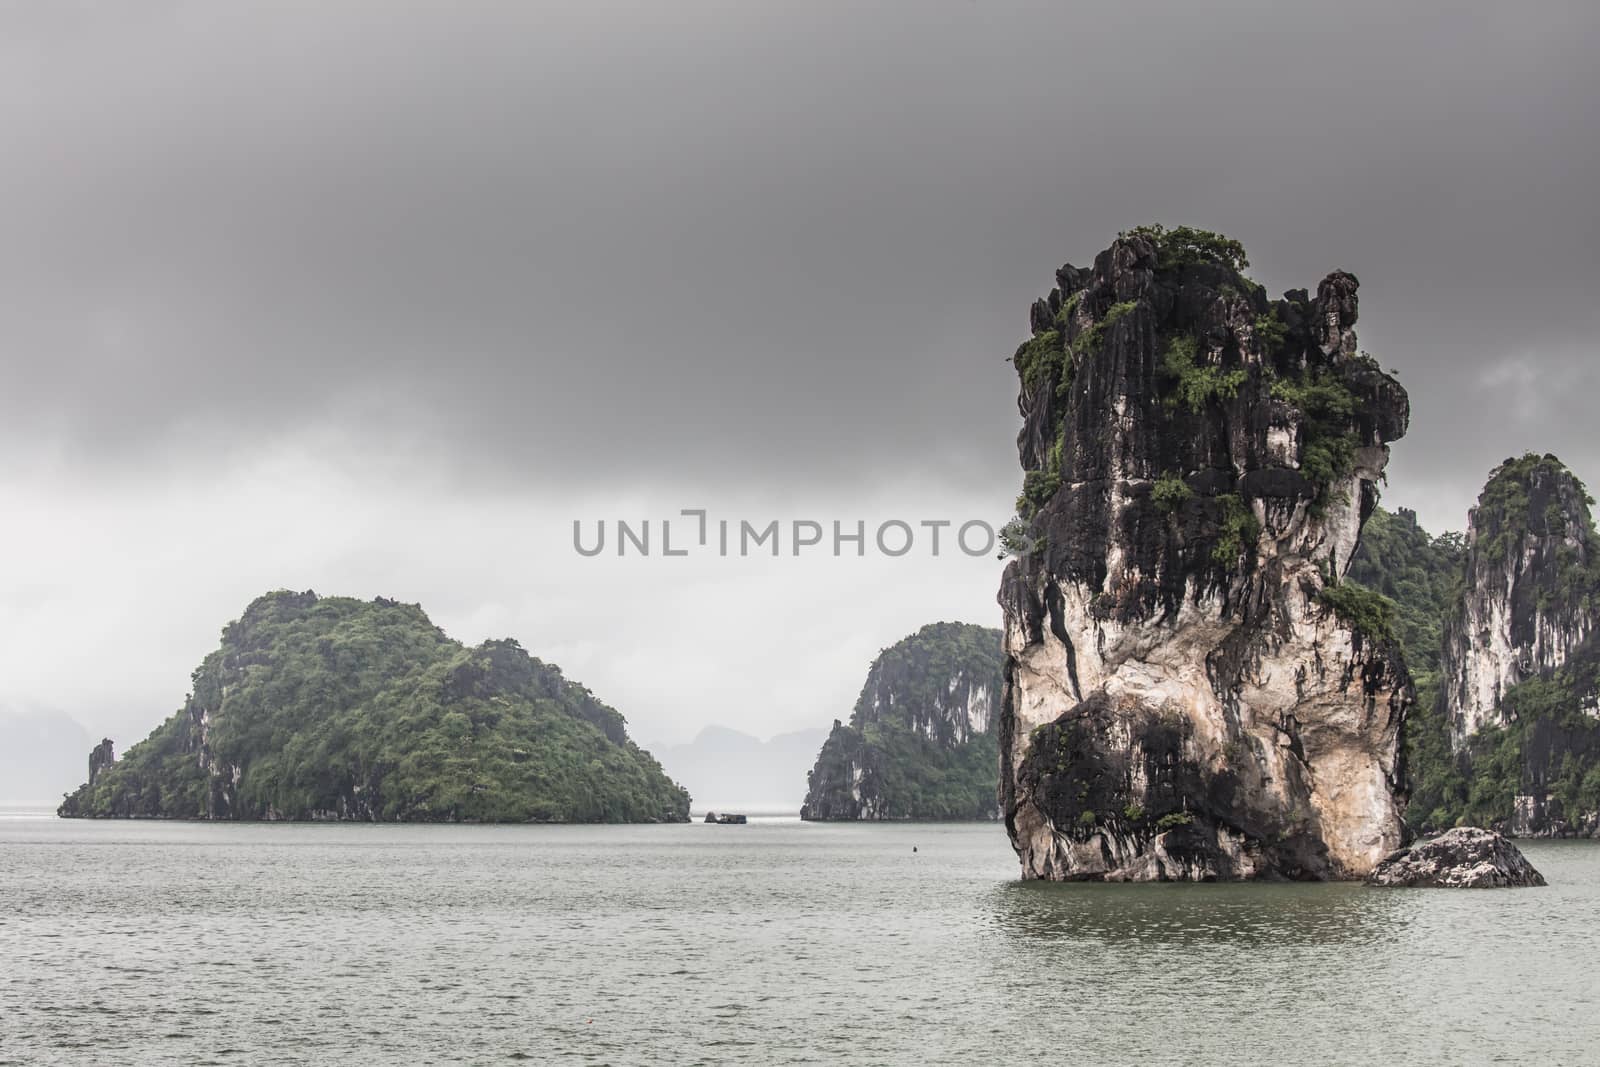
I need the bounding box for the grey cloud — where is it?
[3,0,1600,760]
[2,0,1598,520]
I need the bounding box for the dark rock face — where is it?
[1366,827,1546,888]
[800,622,1003,820]
[1442,455,1600,745]
[801,721,884,820]
[87,738,115,787]
[998,227,1411,881]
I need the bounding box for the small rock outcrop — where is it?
[1366,827,1547,887]
[800,622,1002,820]
[998,226,1412,881]
[87,738,116,787]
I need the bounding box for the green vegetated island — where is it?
[59,591,689,822]
[1356,454,1600,837]
[800,622,1003,820]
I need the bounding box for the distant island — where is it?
[801,621,1002,820]
[59,590,689,822]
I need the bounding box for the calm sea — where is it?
[2,811,1597,1065]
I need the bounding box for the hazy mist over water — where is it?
[646,726,828,812]
[0,711,90,806]
[4,818,1598,1064]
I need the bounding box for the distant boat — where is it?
[703,812,748,824]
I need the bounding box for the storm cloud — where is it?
[3,1,1597,765]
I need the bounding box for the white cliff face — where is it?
[1443,543,1590,741]
[965,686,992,735]
[850,626,1002,748]
[1441,456,1600,747]
[865,658,996,746]
[999,232,1411,882]
[1006,468,1406,880]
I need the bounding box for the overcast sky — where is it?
[3,1,1597,769]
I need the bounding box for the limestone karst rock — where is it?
[1366,827,1546,888]
[58,590,690,823]
[800,622,1002,820]
[997,226,1411,881]
[1442,455,1599,744]
[1437,454,1600,835]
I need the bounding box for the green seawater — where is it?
[2,814,1597,1064]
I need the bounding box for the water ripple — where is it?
[0,820,1596,1064]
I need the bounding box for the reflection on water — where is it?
[989,879,1411,948]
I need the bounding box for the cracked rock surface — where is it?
[1366,827,1546,888]
[998,229,1410,881]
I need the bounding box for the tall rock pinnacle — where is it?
[998,226,1411,881]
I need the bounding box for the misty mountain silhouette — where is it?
[646,725,828,811]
